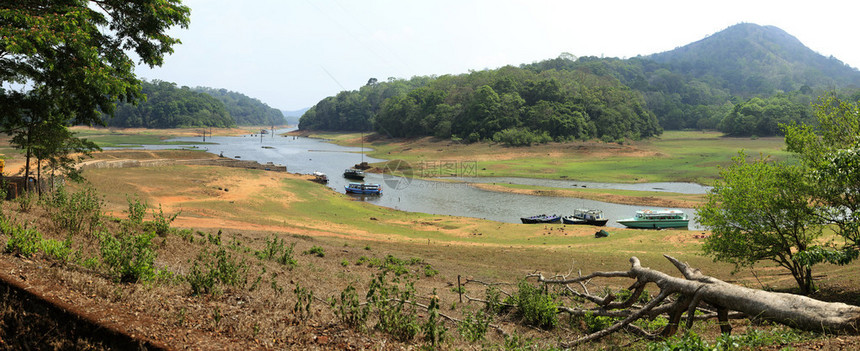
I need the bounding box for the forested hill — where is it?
[193,87,285,126]
[108,80,233,128]
[301,23,860,139]
[106,80,285,128]
[300,68,662,143]
[648,23,860,95]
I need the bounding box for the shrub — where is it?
[99,231,158,283]
[46,185,102,236]
[514,280,558,329]
[187,245,249,296]
[492,128,552,146]
[256,234,297,268]
[293,283,314,321]
[4,221,42,257]
[421,292,446,347]
[367,272,420,341]
[303,245,325,257]
[149,204,179,237]
[458,309,491,342]
[331,284,369,329]
[41,238,73,262]
[125,195,148,227]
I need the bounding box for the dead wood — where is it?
[530,255,860,347]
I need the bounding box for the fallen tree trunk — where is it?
[532,255,860,347]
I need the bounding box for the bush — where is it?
[367,272,420,341]
[149,204,179,237]
[187,245,249,296]
[492,128,552,146]
[4,221,42,257]
[331,284,369,329]
[99,231,158,283]
[303,245,325,257]
[458,309,491,342]
[514,280,558,329]
[255,234,297,268]
[125,195,148,227]
[46,185,102,236]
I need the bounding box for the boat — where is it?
[312,171,328,183]
[562,209,608,226]
[343,168,365,180]
[344,182,382,195]
[520,214,561,224]
[617,209,689,229]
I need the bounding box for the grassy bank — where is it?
[296,130,789,185]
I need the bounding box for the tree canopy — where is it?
[300,67,662,142]
[1,0,190,184]
[107,80,233,128]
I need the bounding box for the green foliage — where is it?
[187,245,249,296]
[581,312,618,333]
[125,195,148,227]
[107,80,234,128]
[458,309,491,342]
[484,285,508,315]
[303,245,325,257]
[148,204,179,237]
[46,185,102,236]
[697,151,823,294]
[367,272,420,341]
[4,220,42,257]
[423,264,438,277]
[421,292,446,347]
[492,128,552,146]
[193,86,285,126]
[41,238,73,263]
[330,284,369,329]
[648,329,808,351]
[514,280,558,329]
[784,94,860,266]
[255,234,297,267]
[292,283,314,321]
[99,231,158,283]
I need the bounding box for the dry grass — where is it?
[1,149,859,349]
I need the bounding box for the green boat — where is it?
[617,209,689,229]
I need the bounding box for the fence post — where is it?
[457,275,462,303]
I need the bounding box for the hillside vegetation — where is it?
[106,80,285,128]
[300,23,860,139]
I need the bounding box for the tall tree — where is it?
[696,152,823,294]
[783,95,860,267]
[1,0,190,181]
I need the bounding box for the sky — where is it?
[136,0,860,111]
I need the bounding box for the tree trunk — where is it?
[535,255,860,347]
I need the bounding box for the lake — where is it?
[131,129,707,230]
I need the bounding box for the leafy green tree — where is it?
[783,95,860,266]
[697,152,823,294]
[1,0,190,180]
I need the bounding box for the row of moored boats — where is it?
[312,169,383,195]
[521,209,689,229]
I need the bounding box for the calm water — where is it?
[129,129,706,230]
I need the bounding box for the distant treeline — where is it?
[300,67,662,143]
[106,80,283,128]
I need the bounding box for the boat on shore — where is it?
[520,214,561,224]
[343,168,365,180]
[345,182,382,195]
[562,209,608,226]
[312,171,328,183]
[617,209,689,229]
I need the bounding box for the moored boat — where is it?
[563,209,608,226]
[520,214,561,224]
[343,168,365,180]
[617,209,688,229]
[344,182,382,195]
[312,171,328,183]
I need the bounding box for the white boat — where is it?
[617,209,689,229]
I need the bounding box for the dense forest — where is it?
[193,87,285,126]
[106,80,284,128]
[300,68,662,144]
[300,23,860,140]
